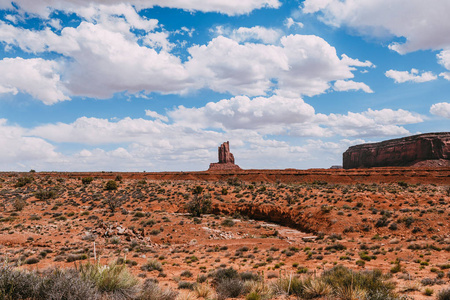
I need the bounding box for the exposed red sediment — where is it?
[208,162,242,171]
[9,166,449,185]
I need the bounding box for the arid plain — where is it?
[0,168,449,299]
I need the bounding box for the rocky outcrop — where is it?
[343,132,450,169]
[209,141,241,171]
[218,141,235,164]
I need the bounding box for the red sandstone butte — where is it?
[208,141,242,171]
[343,132,450,169]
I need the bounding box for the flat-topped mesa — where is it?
[208,141,241,171]
[343,132,450,169]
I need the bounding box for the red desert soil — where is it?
[0,167,449,299]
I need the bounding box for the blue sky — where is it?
[0,0,449,171]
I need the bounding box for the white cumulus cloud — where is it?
[0,57,69,104]
[333,80,373,93]
[437,50,450,81]
[145,110,169,122]
[0,0,281,16]
[385,69,437,83]
[0,19,190,100]
[430,102,450,118]
[321,108,423,137]
[214,26,281,44]
[169,95,316,131]
[186,34,372,98]
[437,50,450,70]
[303,0,450,54]
[0,119,63,169]
[284,17,304,29]
[0,11,373,104]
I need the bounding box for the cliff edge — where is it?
[343,132,450,169]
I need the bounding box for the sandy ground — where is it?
[0,168,449,299]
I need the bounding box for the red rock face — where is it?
[218,141,235,164]
[343,132,450,169]
[208,141,241,171]
[208,162,241,171]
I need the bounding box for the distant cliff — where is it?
[343,132,450,169]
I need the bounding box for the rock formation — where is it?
[208,141,241,171]
[343,132,450,169]
[218,141,235,164]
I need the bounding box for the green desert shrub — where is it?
[34,190,57,201]
[185,194,211,217]
[15,176,33,187]
[81,177,94,185]
[321,265,397,300]
[78,262,139,299]
[24,257,40,265]
[105,180,118,191]
[325,243,346,251]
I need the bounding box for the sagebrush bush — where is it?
[216,278,244,300]
[0,265,98,300]
[270,266,399,300]
[213,267,239,283]
[271,275,304,296]
[138,280,178,300]
[0,263,184,300]
[240,271,261,281]
[334,285,367,300]
[40,268,99,300]
[141,259,163,272]
[243,280,272,300]
[177,281,195,290]
[105,197,123,212]
[437,287,450,300]
[302,277,332,299]
[0,265,41,299]
[13,198,27,211]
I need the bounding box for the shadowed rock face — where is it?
[209,141,241,171]
[343,132,450,169]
